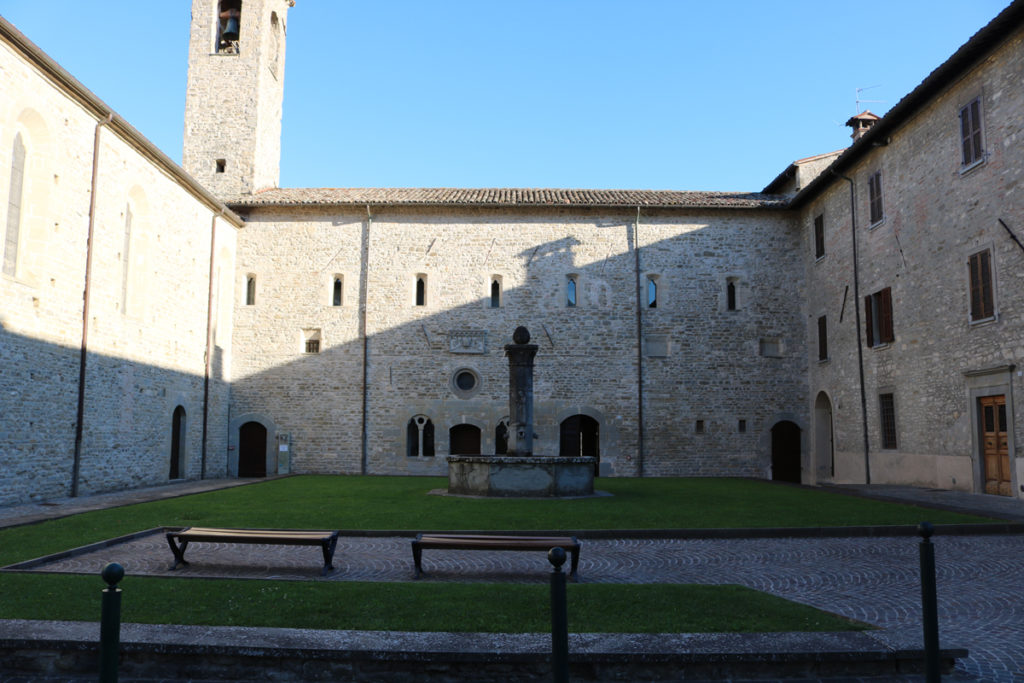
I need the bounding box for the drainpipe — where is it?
[200,211,222,479]
[832,169,871,485]
[360,205,372,475]
[633,207,645,477]
[71,113,113,497]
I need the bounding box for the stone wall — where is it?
[801,26,1024,497]
[0,28,239,505]
[230,204,807,478]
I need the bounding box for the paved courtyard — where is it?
[10,528,1024,682]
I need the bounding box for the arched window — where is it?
[647,276,658,308]
[332,276,343,306]
[120,203,133,314]
[406,416,435,457]
[495,419,509,455]
[245,275,256,305]
[567,275,578,307]
[449,424,481,455]
[3,133,26,277]
[415,275,426,306]
[490,279,501,308]
[726,279,737,311]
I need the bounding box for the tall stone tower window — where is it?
[245,275,256,305]
[567,275,578,307]
[490,277,502,308]
[726,278,738,311]
[4,133,26,277]
[813,214,825,260]
[217,1,242,54]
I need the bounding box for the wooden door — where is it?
[979,395,1010,496]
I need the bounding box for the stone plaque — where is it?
[448,330,487,354]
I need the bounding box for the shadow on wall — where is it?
[0,318,229,506]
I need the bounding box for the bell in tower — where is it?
[218,1,242,53]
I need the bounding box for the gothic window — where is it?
[726,277,741,311]
[4,133,26,277]
[968,250,995,322]
[406,416,435,457]
[415,275,426,306]
[865,287,894,347]
[490,278,501,308]
[879,393,897,449]
[817,315,828,361]
[121,204,132,315]
[567,275,578,307]
[814,214,825,260]
[868,171,884,226]
[245,275,256,305]
[960,97,985,168]
[332,276,343,306]
[217,1,242,53]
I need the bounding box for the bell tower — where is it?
[183,0,294,197]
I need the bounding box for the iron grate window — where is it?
[305,339,320,353]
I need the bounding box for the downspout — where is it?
[200,211,222,479]
[633,207,645,477]
[832,169,871,484]
[360,205,372,474]
[71,113,113,497]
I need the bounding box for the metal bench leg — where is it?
[412,541,423,578]
[321,536,338,576]
[166,534,190,570]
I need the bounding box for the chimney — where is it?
[845,111,881,142]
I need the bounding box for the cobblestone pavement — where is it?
[8,530,1024,682]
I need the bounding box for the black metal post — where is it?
[99,562,124,683]
[918,522,940,682]
[548,547,569,683]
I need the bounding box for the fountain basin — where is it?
[447,455,596,497]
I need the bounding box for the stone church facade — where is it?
[1,0,1022,506]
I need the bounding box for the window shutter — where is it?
[864,295,874,346]
[879,287,894,343]
[969,250,994,320]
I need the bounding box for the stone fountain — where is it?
[446,326,597,497]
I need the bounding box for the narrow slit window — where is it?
[415,276,426,306]
[879,393,897,449]
[4,133,26,277]
[490,279,501,308]
[695,420,705,434]
[215,159,226,173]
[332,277,343,306]
[245,275,256,306]
[567,276,577,307]
[817,315,828,361]
[121,204,132,315]
[814,214,825,259]
[726,280,737,311]
[647,277,658,308]
[738,419,747,433]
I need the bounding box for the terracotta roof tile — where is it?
[230,187,788,209]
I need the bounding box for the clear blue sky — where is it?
[0,1,1011,191]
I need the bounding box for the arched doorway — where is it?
[814,393,835,481]
[238,421,267,477]
[449,424,481,455]
[771,420,801,483]
[169,406,186,480]
[560,415,600,473]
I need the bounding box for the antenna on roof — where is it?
[856,85,885,113]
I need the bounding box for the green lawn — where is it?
[0,476,993,633]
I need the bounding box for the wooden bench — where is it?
[411,533,580,580]
[166,527,340,576]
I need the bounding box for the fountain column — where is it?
[505,326,538,457]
